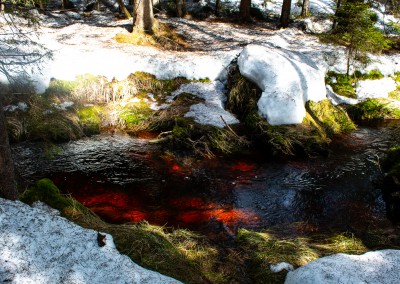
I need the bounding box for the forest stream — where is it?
[11,122,400,240]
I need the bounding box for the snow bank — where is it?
[238,44,326,125]
[285,250,400,284]
[169,81,239,128]
[356,77,397,100]
[31,42,238,93]
[0,198,181,284]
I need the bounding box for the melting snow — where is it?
[169,81,239,127]
[0,198,181,284]
[238,44,326,125]
[285,250,400,284]
[356,77,397,100]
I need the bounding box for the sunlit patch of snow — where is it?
[270,262,294,273]
[285,250,400,284]
[169,81,239,127]
[0,198,182,284]
[238,44,326,125]
[356,77,397,100]
[185,103,239,128]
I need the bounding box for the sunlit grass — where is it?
[115,23,189,50]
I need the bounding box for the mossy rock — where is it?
[305,100,356,135]
[21,178,86,215]
[77,106,104,135]
[226,65,356,156]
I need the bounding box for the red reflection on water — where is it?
[122,210,148,222]
[231,161,256,172]
[212,209,259,226]
[170,197,211,209]
[78,192,129,208]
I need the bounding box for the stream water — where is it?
[12,123,400,237]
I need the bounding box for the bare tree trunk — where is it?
[116,0,132,18]
[0,100,17,201]
[1,2,4,13]
[239,0,251,21]
[332,0,343,30]
[280,0,292,28]
[133,0,154,33]
[215,0,221,16]
[301,0,310,17]
[175,0,186,18]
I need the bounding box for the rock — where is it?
[237,44,326,125]
[285,250,400,284]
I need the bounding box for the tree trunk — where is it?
[0,100,17,200]
[133,0,154,33]
[175,0,186,18]
[280,0,292,28]
[116,0,132,18]
[332,0,343,30]
[215,0,221,16]
[239,0,251,22]
[301,0,310,17]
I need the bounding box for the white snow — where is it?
[3,102,29,112]
[270,262,294,273]
[285,249,400,284]
[326,85,358,106]
[185,103,239,128]
[54,101,74,110]
[169,81,239,127]
[238,44,326,125]
[356,77,397,100]
[0,198,182,284]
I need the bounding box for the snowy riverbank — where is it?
[0,198,181,283]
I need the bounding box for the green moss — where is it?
[326,71,357,99]
[77,106,104,135]
[118,102,153,129]
[305,100,356,135]
[21,178,84,214]
[325,70,384,99]
[347,98,400,121]
[28,111,83,142]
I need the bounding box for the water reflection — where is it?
[12,125,400,236]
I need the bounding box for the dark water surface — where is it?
[12,124,400,237]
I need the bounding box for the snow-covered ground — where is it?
[1,0,399,126]
[0,197,181,283]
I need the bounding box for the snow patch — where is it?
[285,250,400,284]
[270,262,294,273]
[185,103,239,128]
[0,198,182,284]
[3,102,29,112]
[238,44,326,125]
[169,81,239,127]
[356,77,397,100]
